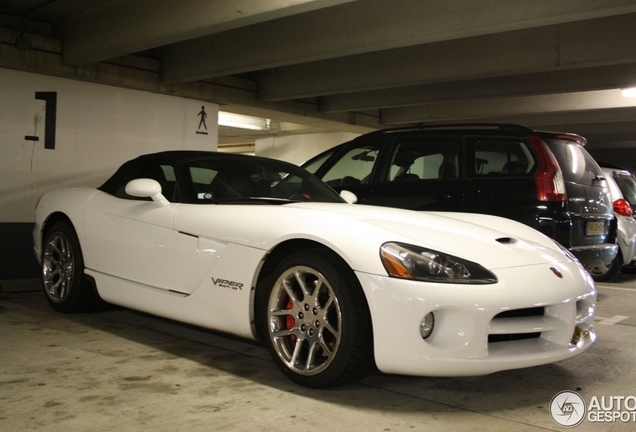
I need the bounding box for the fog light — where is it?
[420,312,435,339]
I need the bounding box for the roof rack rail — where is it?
[364,123,537,136]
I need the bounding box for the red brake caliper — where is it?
[285,298,297,342]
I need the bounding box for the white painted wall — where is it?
[255,131,359,165]
[0,68,218,223]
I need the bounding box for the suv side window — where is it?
[467,139,536,177]
[321,142,382,188]
[387,137,461,182]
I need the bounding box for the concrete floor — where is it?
[1,275,635,432]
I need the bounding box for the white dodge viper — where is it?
[33,151,597,388]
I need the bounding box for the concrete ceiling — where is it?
[2,0,636,147]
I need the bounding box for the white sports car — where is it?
[33,151,597,388]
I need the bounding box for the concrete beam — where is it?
[258,13,636,100]
[62,0,354,65]
[161,0,636,82]
[0,27,379,134]
[380,90,636,124]
[416,107,636,130]
[320,64,636,113]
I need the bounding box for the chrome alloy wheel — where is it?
[267,265,342,376]
[42,231,75,304]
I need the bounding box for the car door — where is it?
[82,161,199,294]
[365,135,465,211]
[460,136,542,227]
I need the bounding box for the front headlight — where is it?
[380,242,497,284]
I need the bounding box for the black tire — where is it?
[255,249,374,388]
[41,221,99,313]
[622,258,636,274]
[588,249,623,282]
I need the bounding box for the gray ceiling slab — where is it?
[1,0,636,144]
[61,0,354,65]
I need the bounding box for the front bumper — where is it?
[356,260,596,377]
[571,243,618,269]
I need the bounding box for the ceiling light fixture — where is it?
[621,87,636,98]
[218,112,271,131]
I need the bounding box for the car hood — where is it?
[291,203,567,269]
[175,201,572,274]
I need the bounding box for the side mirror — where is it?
[340,190,358,204]
[125,178,170,207]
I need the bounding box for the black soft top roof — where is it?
[99,150,295,195]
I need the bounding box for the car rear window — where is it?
[544,138,604,184]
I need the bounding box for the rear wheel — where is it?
[588,249,622,282]
[41,222,98,313]
[256,249,373,388]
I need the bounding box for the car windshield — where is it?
[183,157,344,204]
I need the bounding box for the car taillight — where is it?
[529,136,567,202]
[613,198,633,217]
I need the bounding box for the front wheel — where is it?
[256,249,374,388]
[41,221,98,313]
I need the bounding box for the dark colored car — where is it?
[302,124,617,280]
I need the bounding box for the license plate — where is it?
[571,326,591,345]
[586,221,604,235]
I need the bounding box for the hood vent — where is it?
[496,237,516,244]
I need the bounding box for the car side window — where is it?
[115,162,177,201]
[615,172,636,205]
[321,142,382,187]
[468,139,536,177]
[387,137,461,182]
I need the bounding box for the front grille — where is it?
[494,306,544,319]
[488,306,546,344]
[489,332,540,343]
